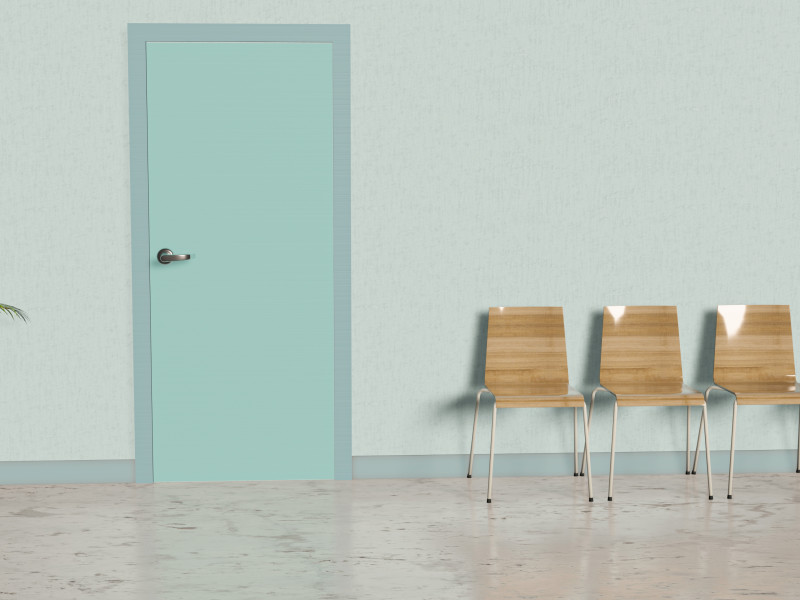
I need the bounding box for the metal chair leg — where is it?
[686,406,691,474]
[582,403,594,502]
[691,408,704,474]
[486,402,497,503]
[796,404,800,474]
[693,387,716,474]
[468,388,488,478]
[580,390,597,476]
[573,407,579,476]
[728,399,738,499]
[702,403,713,500]
[608,400,618,501]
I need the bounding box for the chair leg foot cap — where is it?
[691,471,696,475]
[796,469,799,473]
[685,471,690,475]
[709,496,714,500]
[573,472,578,476]
[589,497,594,502]
[607,497,613,501]
[727,494,733,499]
[466,474,472,478]
[486,499,492,503]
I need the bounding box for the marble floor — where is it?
[1,473,799,599]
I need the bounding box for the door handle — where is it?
[157,248,191,264]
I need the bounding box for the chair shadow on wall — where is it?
[580,311,604,392]
[578,311,604,449]
[692,310,718,390]
[437,311,489,441]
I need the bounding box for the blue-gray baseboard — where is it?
[0,451,796,484]
[352,450,799,479]
[0,460,135,484]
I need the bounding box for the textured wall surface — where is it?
[1,1,799,461]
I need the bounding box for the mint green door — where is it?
[145,42,334,482]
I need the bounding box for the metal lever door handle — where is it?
[157,248,191,264]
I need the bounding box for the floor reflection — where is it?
[1,474,799,598]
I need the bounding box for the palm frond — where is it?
[0,303,29,322]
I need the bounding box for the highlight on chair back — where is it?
[580,306,713,501]
[697,305,799,500]
[467,307,593,503]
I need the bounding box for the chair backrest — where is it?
[484,307,569,396]
[713,305,796,388]
[599,305,683,394]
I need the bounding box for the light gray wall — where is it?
[1,1,799,462]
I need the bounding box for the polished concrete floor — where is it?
[1,473,799,598]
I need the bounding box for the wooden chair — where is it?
[692,305,800,499]
[466,307,593,503]
[579,306,713,501]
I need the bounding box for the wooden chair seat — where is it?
[494,386,585,408]
[723,382,800,405]
[613,386,705,407]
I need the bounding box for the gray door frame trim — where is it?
[127,24,352,483]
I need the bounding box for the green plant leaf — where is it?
[0,303,29,322]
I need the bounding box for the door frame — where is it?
[128,24,351,483]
